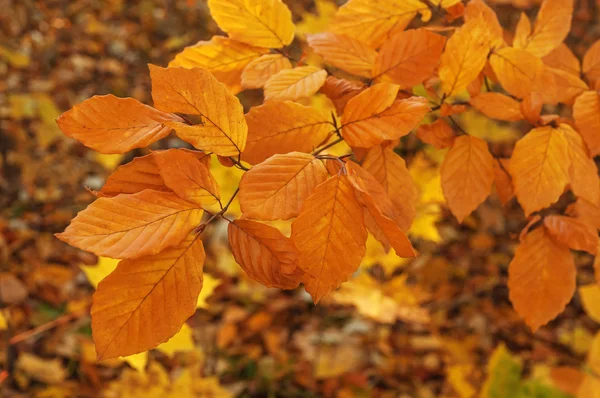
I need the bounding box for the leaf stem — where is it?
[196,187,239,232]
[312,137,344,155]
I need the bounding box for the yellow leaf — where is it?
[579,284,600,323]
[228,219,302,289]
[80,257,119,289]
[513,12,532,50]
[57,190,203,259]
[441,136,494,222]
[509,126,570,215]
[121,352,148,373]
[410,204,442,242]
[155,323,195,357]
[241,54,292,89]
[91,236,205,359]
[373,28,446,88]
[448,364,476,398]
[242,100,333,165]
[292,175,367,303]
[464,0,504,49]
[513,0,574,57]
[196,273,221,309]
[207,0,295,49]
[264,66,328,102]
[169,36,268,94]
[239,152,328,220]
[439,16,491,96]
[149,65,247,157]
[489,47,544,99]
[56,95,182,154]
[341,83,429,148]
[588,332,600,376]
[329,0,428,48]
[508,227,576,331]
[307,32,376,78]
[0,311,7,331]
[94,153,124,171]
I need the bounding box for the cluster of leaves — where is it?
[53,0,600,364]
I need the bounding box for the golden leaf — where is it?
[264,66,328,102]
[241,53,292,89]
[307,32,376,78]
[489,47,544,99]
[470,92,524,122]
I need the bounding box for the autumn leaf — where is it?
[536,66,588,105]
[543,215,598,255]
[543,43,581,76]
[346,161,415,258]
[56,190,203,259]
[560,123,600,205]
[238,152,328,220]
[441,135,494,222]
[153,149,220,207]
[573,91,600,157]
[416,119,456,149]
[489,47,544,99]
[307,32,376,78]
[207,0,295,49]
[291,175,367,303]
[341,83,429,148]
[493,158,515,206]
[464,0,504,49]
[469,93,524,122]
[319,76,365,114]
[580,284,600,323]
[373,28,446,88]
[513,0,574,57]
[149,65,247,157]
[228,220,302,289]
[56,95,182,154]
[439,16,491,96]
[509,126,570,215]
[241,53,292,89]
[242,100,333,164]
[329,0,428,48]
[264,66,328,102]
[583,39,600,87]
[91,236,205,359]
[362,144,418,231]
[168,36,268,94]
[508,227,576,331]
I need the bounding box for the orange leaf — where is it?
[560,123,600,205]
[508,227,576,331]
[98,149,211,197]
[470,92,524,122]
[441,135,494,222]
[520,92,543,124]
[493,158,514,206]
[416,119,456,149]
[583,39,600,87]
[307,32,376,78]
[373,29,446,88]
[319,76,365,115]
[513,0,574,57]
[169,36,268,94]
[362,144,418,231]
[535,66,588,105]
[544,215,598,255]
[549,367,585,396]
[341,83,429,148]
[439,16,491,96]
[464,0,504,49]
[489,47,544,99]
[509,126,570,215]
[149,65,247,156]
[56,190,203,259]
[573,91,600,157]
[91,236,205,359]
[346,161,415,257]
[513,12,531,50]
[153,149,220,207]
[329,0,428,48]
[242,101,333,164]
[241,54,292,89]
[228,220,302,289]
[207,0,294,49]
[56,95,182,154]
[264,66,328,102]
[291,175,367,303]
[239,152,328,220]
[543,43,581,76]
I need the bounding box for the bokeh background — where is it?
[2,0,600,397]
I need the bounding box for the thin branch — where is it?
[10,308,89,345]
[447,115,468,136]
[196,187,239,232]
[312,137,344,156]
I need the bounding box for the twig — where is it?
[10,308,89,345]
[447,115,468,136]
[195,187,239,232]
[312,137,344,156]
